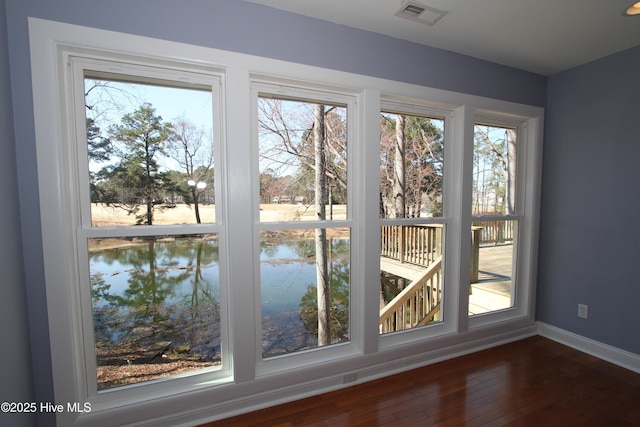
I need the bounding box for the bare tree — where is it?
[380,114,443,218]
[394,114,406,218]
[168,117,214,223]
[314,104,330,346]
[473,126,516,214]
[506,129,517,214]
[258,98,347,202]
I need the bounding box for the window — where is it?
[378,105,446,334]
[84,73,218,226]
[70,56,229,393]
[255,85,353,358]
[470,122,520,316]
[30,20,542,426]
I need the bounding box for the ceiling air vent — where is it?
[395,2,448,26]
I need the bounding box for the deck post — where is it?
[435,226,442,257]
[470,226,482,285]
[399,225,405,264]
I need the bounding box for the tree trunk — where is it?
[145,169,153,225]
[314,104,330,346]
[394,115,406,218]
[145,137,154,225]
[192,188,202,224]
[506,128,517,214]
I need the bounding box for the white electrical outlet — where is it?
[578,304,588,319]
[343,372,358,384]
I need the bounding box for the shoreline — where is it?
[88,203,350,251]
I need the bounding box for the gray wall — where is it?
[538,45,640,355]
[0,1,35,426]
[2,1,547,426]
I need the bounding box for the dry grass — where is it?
[91,202,347,226]
[97,361,218,389]
[91,203,216,226]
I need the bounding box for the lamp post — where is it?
[188,179,207,224]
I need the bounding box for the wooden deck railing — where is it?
[472,220,515,245]
[381,222,514,266]
[380,224,443,333]
[380,224,442,268]
[378,221,513,333]
[379,256,442,333]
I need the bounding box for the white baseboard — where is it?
[537,322,640,374]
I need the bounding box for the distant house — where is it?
[271,195,291,203]
[272,195,305,204]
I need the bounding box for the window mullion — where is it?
[226,65,257,383]
[354,88,380,355]
[445,105,475,333]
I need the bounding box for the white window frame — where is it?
[29,18,543,427]
[69,53,231,394]
[31,29,233,426]
[251,80,363,375]
[377,97,456,346]
[467,110,541,328]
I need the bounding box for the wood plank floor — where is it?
[201,336,640,426]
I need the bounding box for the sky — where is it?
[85,78,214,172]
[86,79,213,130]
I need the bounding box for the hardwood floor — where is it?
[200,336,640,426]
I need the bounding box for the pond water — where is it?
[90,234,350,366]
[259,234,351,357]
[90,237,221,307]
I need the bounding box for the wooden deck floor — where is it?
[202,336,640,426]
[380,244,515,316]
[469,244,513,315]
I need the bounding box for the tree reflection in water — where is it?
[260,234,350,358]
[90,236,221,389]
[90,233,350,387]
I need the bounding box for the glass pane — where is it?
[260,228,350,357]
[472,125,517,215]
[379,224,444,334]
[84,76,216,225]
[89,235,221,389]
[469,220,516,315]
[380,113,444,218]
[258,96,348,222]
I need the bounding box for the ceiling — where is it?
[246,0,640,76]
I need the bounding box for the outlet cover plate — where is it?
[578,304,588,319]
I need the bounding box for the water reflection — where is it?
[90,235,221,389]
[89,232,351,388]
[260,231,350,358]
